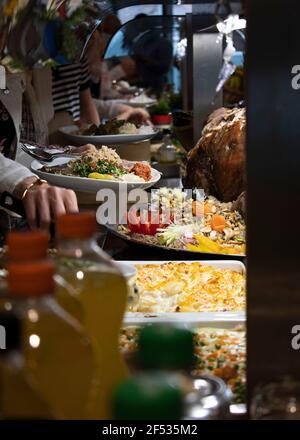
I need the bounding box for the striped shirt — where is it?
[52,58,90,121]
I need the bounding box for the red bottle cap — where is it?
[57,212,97,239]
[6,231,49,261]
[7,261,55,297]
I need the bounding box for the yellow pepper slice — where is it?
[88,173,114,180]
[193,235,222,253]
[186,243,214,253]
[187,235,245,255]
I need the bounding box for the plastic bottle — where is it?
[55,212,129,419]
[0,231,49,298]
[112,374,183,420]
[157,131,177,164]
[137,324,195,377]
[137,324,232,420]
[137,324,196,414]
[137,324,195,394]
[5,231,49,262]
[5,261,94,419]
[112,324,192,420]
[0,311,54,419]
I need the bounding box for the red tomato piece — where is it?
[127,209,171,235]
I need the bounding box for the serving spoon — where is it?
[20,143,78,162]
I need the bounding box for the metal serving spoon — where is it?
[20,143,78,162]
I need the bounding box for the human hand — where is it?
[116,107,151,125]
[16,177,78,230]
[69,144,97,155]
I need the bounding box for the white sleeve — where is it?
[0,154,37,195]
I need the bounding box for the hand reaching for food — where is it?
[68,144,97,155]
[14,177,78,230]
[116,107,151,125]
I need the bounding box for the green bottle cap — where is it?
[112,374,183,420]
[138,324,194,370]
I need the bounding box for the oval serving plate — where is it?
[105,224,246,261]
[59,125,157,145]
[31,158,161,193]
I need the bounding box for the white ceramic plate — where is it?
[127,99,157,108]
[59,125,156,145]
[31,157,161,193]
[111,98,157,108]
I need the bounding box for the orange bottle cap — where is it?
[7,261,55,298]
[57,212,97,239]
[6,231,49,261]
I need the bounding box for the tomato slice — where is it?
[127,209,139,224]
[140,222,151,235]
[127,210,141,233]
[128,222,141,234]
[148,223,160,235]
[139,210,152,235]
[127,209,171,235]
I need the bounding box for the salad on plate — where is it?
[119,188,246,255]
[41,145,152,183]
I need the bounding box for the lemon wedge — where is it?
[88,173,114,180]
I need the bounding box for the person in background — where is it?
[0,99,79,234]
[93,98,151,125]
[0,72,96,236]
[87,15,121,96]
[98,14,122,59]
[49,50,151,143]
[48,56,100,144]
[109,14,173,93]
[85,29,151,125]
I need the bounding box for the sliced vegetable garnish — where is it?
[88,173,114,180]
[211,214,227,232]
[127,209,169,236]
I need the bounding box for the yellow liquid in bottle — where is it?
[54,274,84,323]
[0,353,55,419]
[57,265,128,419]
[7,297,94,419]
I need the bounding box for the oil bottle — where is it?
[5,261,94,419]
[55,212,129,419]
